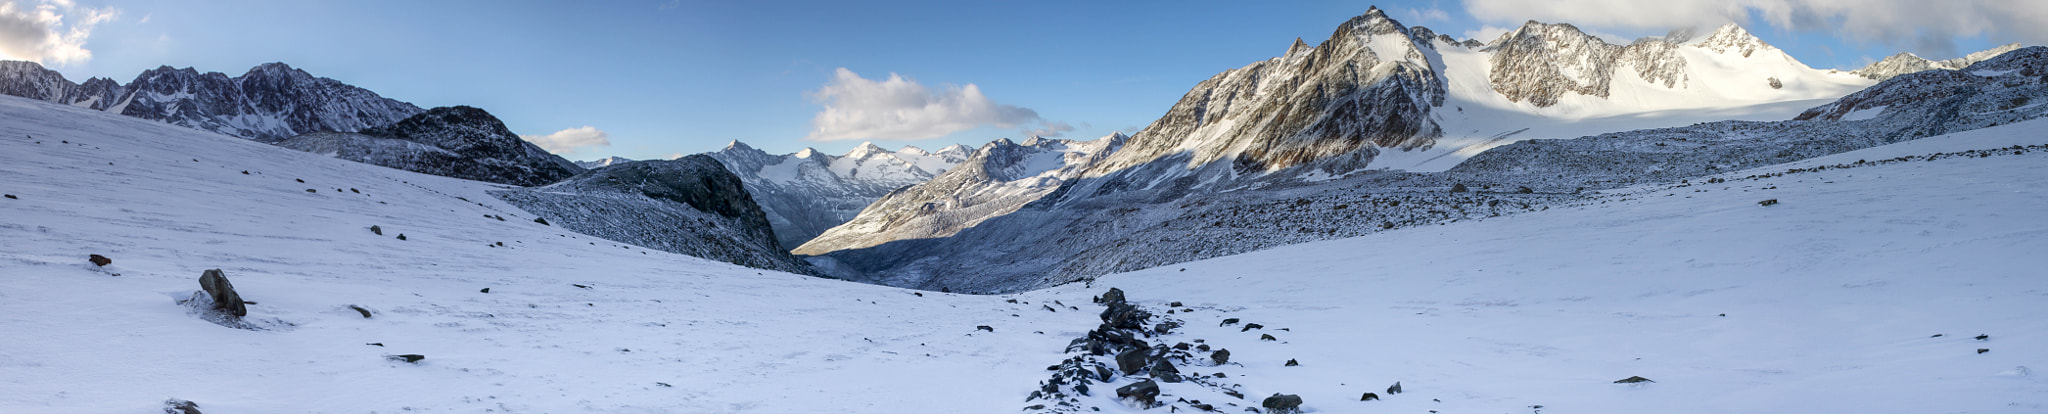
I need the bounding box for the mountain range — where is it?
[787,7,2038,292]
[0,61,421,140]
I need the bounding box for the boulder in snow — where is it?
[199,269,247,317]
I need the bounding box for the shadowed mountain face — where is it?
[275,106,582,187]
[493,156,822,276]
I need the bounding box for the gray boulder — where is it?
[162,399,202,414]
[1262,393,1303,413]
[199,269,247,317]
[1115,380,1159,405]
[1117,347,1149,375]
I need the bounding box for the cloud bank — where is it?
[1465,0,2048,58]
[521,126,610,155]
[0,0,118,65]
[805,68,1044,142]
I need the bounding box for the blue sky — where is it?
[4,0,2040,160]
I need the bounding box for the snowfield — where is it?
[2,90,2045,414]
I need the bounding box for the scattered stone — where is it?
[1261,393,1303,413]
[1241,323,1264,332]
[1043,304,1058,312]
[240,171,249,175]
[1154,321,1180,334]
[1613,376,1654,384]
[1260,334,1277,341]
[295,178,304,183]
[1517,186,1534,194]
[1117,347,1150,374]
[1170,301,1183,307]
[395,234,407,241]
[1976,334,1990,341]
[534,217,551,225]
[1931,334,1944,338]
[88,254,111,267]
[1285,359,1299,366]
[1115,380,1160,406]
[1174,342,1192,351]
[573,284,592,289]
[1387,381,1403,394]
[1211,348,1230,365]
[199,269,248,317]
[305,189,316,193]
[977,325,995,332]
[1758,199,1778,206]
[1979,348,1991,354]
[913,292,922,297]
[1222,389,1243,399]
[366,342,383,346]
[350,188,360,193]
[348,305,373,318]
[2,194,15,199]
[387,354,426,363]
[1220,318,1240,326]
[1360,392,1380,401]
[1190,402,1214,411]
[162,398,203,414]
[369,225,382,235]
[1149,357,1182,382]
[479,288,490,293]
[657,382,673,387]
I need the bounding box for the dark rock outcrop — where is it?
[275,106,582,187]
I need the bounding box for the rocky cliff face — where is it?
[0,61,421,140]
[1092,7,1444,175]
[706,140,969,249]
[275,106,581,187]
[492,156,820,276]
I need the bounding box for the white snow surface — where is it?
[3,92,2046,413]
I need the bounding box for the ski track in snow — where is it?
[2,88,2046,413]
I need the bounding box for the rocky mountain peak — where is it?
[1485,19,1692,107]
[845,141,887,158]
[1853,42,2025,80]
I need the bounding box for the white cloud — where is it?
[804,68,1042,141]
[1464,0,2048,59]
[0,0,117,65]
[1022,121,1075,138]
[521,126,610,155]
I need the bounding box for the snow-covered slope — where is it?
[273,106,583,187]
[0,61,422,140]
[4,90,2043,413]
[706,140,970,249]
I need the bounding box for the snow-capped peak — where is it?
[896,146,930,156]
[724,140,757,152]
[844,142,887,159]
[794,147,821,158]
[1693,23,1775,57]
